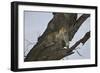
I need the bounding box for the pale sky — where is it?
[24,11,90,60]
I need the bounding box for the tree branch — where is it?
[69,14,90,41]
[70,31,90,50]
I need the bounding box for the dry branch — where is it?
[69,14,90,41]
